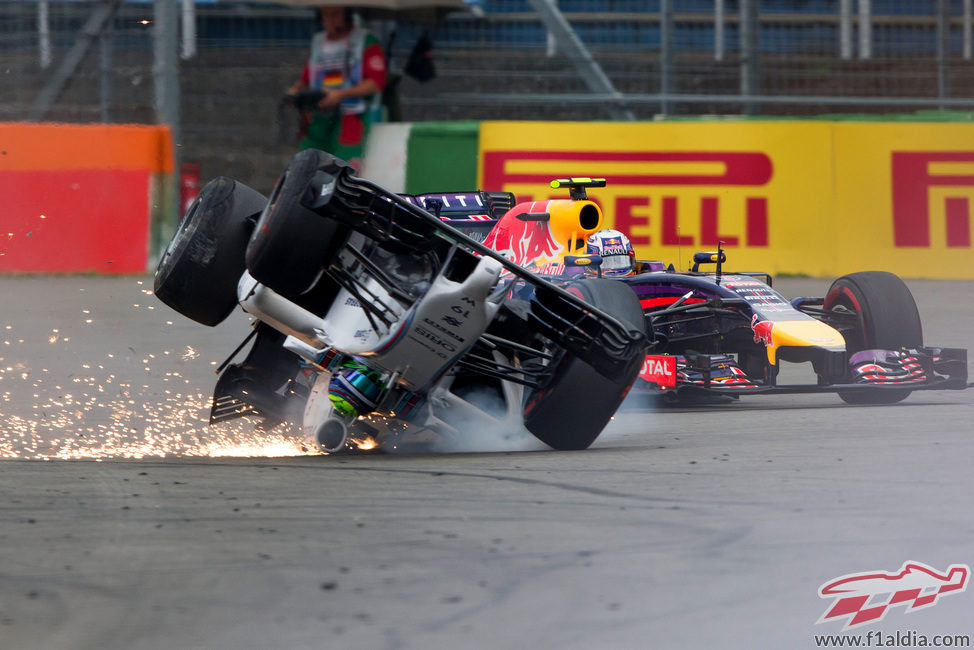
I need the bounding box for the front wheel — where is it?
[824,271,923,404]
[523,279,648,450]
[154,177,266,326]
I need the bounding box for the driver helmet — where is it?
[328,359,385,418]
[586,229,635,277]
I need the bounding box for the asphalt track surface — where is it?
[1,276,973,650]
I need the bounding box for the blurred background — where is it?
[3,0,974,193]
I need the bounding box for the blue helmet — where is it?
[586,229,635,277]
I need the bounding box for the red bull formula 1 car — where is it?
[464,177,968,406]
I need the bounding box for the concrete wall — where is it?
[0,123,173,274]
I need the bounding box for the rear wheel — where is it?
[154,177,266,326]
[245,149,352,297]
[523,279,648,450]
[824,271,923,404]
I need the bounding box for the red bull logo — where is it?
[751,314,775,346]
[891,152,974,248]
[483,200,563,268]
[817,561,970,629]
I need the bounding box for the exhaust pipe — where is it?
[314,416,348,453]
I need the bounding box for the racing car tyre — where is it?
[824,271,923,404]
[524,279,647,450]
[154,177,267,326]
[246,149,351,297]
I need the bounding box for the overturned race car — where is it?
[154,151,649,452]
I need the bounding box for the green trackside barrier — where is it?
[809,110,974,121]
[404,121,480,194]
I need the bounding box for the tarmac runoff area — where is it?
[1,276,973,650]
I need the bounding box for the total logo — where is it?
[639,355,676,389]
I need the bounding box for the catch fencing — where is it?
[2,0,974,192]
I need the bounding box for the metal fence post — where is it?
[938,0,951,110]
[37,0,52,69]
[154,0,180,140]
[839,0,852,60]
[740,0,759,115]
[153,0,181,264]
[858,0,872,59]
[965,0,972,60]
[181,0,197,60]
[99,25,113,123]
[660,0,673,116]
[714,0,725,62]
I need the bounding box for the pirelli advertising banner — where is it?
[478,121,974,279]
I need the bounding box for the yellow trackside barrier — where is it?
[478,121,974,280]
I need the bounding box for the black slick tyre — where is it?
[245,149,351,297]
[154,177,266,326]
[523,278,648,450]
[824,271,923,404]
